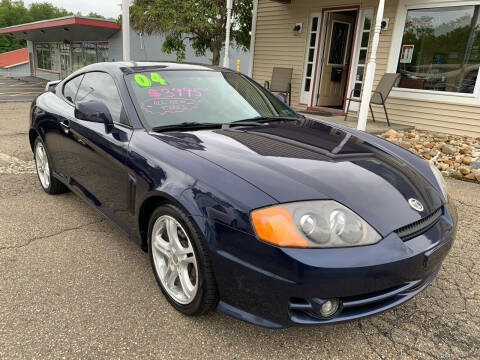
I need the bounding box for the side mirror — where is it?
[75,100,114,133]
[45,80,60,92]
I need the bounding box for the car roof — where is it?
[80,61,232,74]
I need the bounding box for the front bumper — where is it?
[211,202,457,328]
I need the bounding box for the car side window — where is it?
[62,75,84,104]
[76,72,129,126]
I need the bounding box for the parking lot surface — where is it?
[0,76,46,102]
[0,102,479,359]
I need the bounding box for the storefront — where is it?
[0,16,120,80]
[250,0,480,136]
[34,41,110,78]
[0,15,251,82]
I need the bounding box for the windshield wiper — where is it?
[230,115,303,125]
[150,122,222,133]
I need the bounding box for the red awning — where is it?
[0,16,121,42]
[0,48,28,68]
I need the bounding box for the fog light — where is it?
[320,299,340,317]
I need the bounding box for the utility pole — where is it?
[223,0,233,68]
[122,0,131,61]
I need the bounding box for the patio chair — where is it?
[264,67,293,106]
[344,73,400,127]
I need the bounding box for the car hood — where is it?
[152,119,443,236]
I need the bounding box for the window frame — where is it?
[62,74,84,105]
[387,0,480,105]
[300,12,322,105]
[71,70,132,127]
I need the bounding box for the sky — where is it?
[22,0,123,19]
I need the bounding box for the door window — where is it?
[327,21,351,65]
[76,72,129,126]
[62,74,84,104]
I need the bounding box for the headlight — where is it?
[251,201,381,248]
[429,161,448,200]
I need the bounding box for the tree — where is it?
[130,0,252,65]
[28,2,70,21]
[86,11,105,19]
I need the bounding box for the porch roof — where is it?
[0,16,121,42]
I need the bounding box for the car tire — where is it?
[34,137,68,195]
[148,204,219,316]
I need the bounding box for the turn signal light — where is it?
[251,205,308,247]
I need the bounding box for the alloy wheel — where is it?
[35,141,50,190]
[151,215,199,304]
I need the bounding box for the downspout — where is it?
[248,0,258,77]
[357,0,385,131]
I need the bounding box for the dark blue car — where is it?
[29,62,457,328]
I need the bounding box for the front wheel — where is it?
[148,204,218,316]
[34,137,68,194]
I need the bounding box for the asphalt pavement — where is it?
[0,76,47,102]
[0,102,479,359]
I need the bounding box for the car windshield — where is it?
[125,70,299,128]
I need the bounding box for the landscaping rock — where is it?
[379,129,480,184]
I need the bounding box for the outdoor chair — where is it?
[264,67,293,106]
[344,73,400,127]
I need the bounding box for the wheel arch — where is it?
[137,191,208,252]
[29,128,41,152]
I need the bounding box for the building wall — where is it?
[108,29,250,74]
[0,62,30,77]
[252,0,480,137]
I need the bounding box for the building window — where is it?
[396,4,480,94]
[351,9,373,97]
[303,16,320,93]
[35,43,59,71]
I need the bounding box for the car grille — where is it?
[394,207,443,241]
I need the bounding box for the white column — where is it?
[248,0,258,77]
[122,0,131,61]
[357,0,385,131]
[223,0,233,68]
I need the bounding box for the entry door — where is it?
[316,13,355,107]
[60,54,71,79]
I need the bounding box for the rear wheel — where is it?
[34,137,68,194]
[148,204,218,315]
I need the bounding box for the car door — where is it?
[44,74,84,180]
[63,71,133,229]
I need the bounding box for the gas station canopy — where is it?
[0,16,121,42]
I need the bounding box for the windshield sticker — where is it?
[150,72,167,85]
[134,74,151,87]
[134,72,168,87]
[141,98,199,116]
[148,88,208,98]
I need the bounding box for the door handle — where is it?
[60,120,70,130]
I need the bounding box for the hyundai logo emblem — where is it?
[408,198,424,212]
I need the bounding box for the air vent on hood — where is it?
[394,207,443,241]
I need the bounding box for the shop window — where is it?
[35,43,58,71]
[396,4,480,94]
